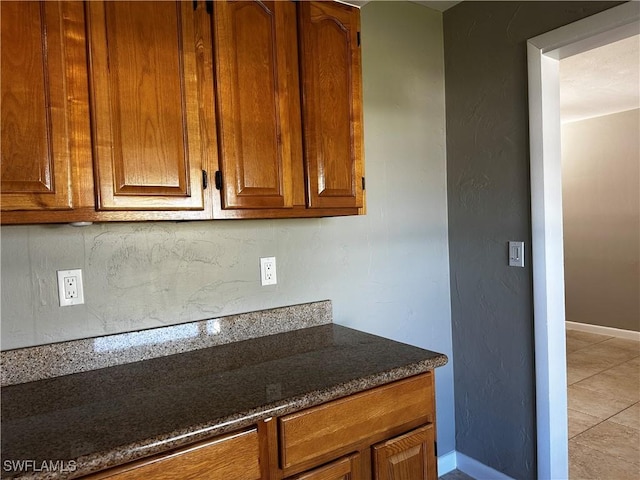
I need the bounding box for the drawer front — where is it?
[279,373,433,470]
[94,428,261,480]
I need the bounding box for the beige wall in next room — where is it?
[562,108,640,332]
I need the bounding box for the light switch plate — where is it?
[509,241,525,267]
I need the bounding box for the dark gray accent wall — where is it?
[443,2,623,478]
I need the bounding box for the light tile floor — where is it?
[567,329,640,479]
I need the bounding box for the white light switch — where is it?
[509,241,525,267]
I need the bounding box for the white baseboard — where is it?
[566,321,640,341]
[438,450,457,475]
[456,452,515,480]
[438,451,514,479]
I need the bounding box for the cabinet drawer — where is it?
[91,428,260,480]
[279,373,433,470]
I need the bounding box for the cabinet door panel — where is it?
[87,1,205,211]
[213,0,299,209]
[373,425,436,480]
[298,1,364,209]
[1,1,73,210]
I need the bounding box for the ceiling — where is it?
[560,34,640,123]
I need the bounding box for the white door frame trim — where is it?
[527,4,639,479]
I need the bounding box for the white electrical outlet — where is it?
[260,257,277,286]
[57,269,85,306]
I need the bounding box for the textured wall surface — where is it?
[0,1,456,458]
[443,1,622,478]
[562,109,640,332]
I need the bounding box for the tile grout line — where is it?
[568,356,640,386]
[567,344,640,386]
[568,336,620,353]
[569,402,639,441]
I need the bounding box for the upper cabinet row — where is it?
[0,0,365,224]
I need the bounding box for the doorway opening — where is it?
[527,3,639,478]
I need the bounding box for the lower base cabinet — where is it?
[84,373,437,480]
[373,425,437,480]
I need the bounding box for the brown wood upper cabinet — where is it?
[0,1,85,212]
[0,0,364,223]
[211,0,365,217]
[212,1,299,210]
[86,1,206,211]
[298,1,364,210]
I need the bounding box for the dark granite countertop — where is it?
[1,324,447,479]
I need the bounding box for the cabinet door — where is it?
[213,1,300,209]
[298,1,364,210]
[86,1,205,211]
[1,1,78,211]
[287,453,361,480]
[372,425,436,480]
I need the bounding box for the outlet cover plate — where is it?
[57,269,85,306]
[260,257,277,286]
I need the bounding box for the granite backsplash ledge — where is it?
[1,300,332,386]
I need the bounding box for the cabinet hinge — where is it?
[434,441,438,456]
[357,31,361,47]
[361,177,365,191]
[215,171,222,190]
[192,0,197,11]
[202,170,208,189]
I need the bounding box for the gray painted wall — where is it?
[0,1,456,459]
[443,1,622,478]
[562,109,640,332]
